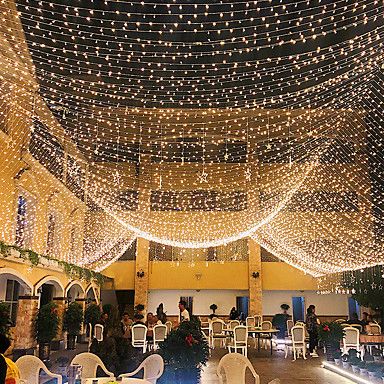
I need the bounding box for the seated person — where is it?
[132,313,146,326]
[229,307,239,320]
[146,312,157,329]
[361,312,370,327]
[0,334,20,384]
[347,312,364,327]
[121,312,133,338]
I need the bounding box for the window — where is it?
[5,279,20,325]
[46,213,57,255]
[15,195,27,247]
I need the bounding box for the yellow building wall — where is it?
[103,259,317,291]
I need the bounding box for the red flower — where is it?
[185,334,194,347]
[323,325,330,332]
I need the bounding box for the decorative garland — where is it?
[0,241,105,286]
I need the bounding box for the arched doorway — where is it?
[66,281,85,302]
[35,276,64,307]
[0,269,33,325]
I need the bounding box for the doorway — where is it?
[292,296,305,322]
[348,297,360,320]
[236,296,249,321]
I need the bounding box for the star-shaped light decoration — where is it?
[198,170,208,183]
[224,152,229,161]
[266,143,272,150]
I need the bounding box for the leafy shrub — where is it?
[0,302,11,336]
[84,303,101,326]
[63,302,84,336]
[35,302,59,343]
[318,321,344,346]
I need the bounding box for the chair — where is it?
[260,321,273,349]
[246,316,256,328]
[343,327,361,356]
[287,319,294,336]
[227,325,248,356]
[165,321,173,335]
[254,315,263,328]
[229,320,240,330]
[94,323,104,342]
[349,323,363,333]
[132,324,148,353]
[268,380,281,384]
[295,321,305,326]
[71,352,114,379]
[16,355,63,384]
[217,353,260,384]
[285,325,307,361]
[87,323,93,351]
[368,323,381,335]
[210,320,227,348]
[119,354,164,384]
[152,324,167,350]
[335,318,347,323]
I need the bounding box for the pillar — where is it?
[134,237,150,311]
[248,238,262,316]
[53,297,67,341]
[13,295,39,352]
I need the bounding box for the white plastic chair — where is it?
[87,323,93,351]
[260,321,273,349]
[165,321,173,335]
[227,325,248,357]
[152,324,167,350]
[132,324,148,353]
[71,352,114,379]
[268,380,281,384]
[94,324,104,342]
[210,320,227,348]
[217,353,260,384]
[343,327,361,356]
[285,325,307,361]
[349,323,363,333]
[16,355,63,384]
[119,354,164,384]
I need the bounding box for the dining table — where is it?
[247,328,280,355]
[359,334,384,345]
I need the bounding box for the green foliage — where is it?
[158,320,209,371]
[0,302,11,337]
[36,302,59,343]
[0,241,104,286]
[84,303,101,326]
[318,321,344,345]
[63,302,84,336]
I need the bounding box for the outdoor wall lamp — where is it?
[137,269,145,278]
[252,271,260,279]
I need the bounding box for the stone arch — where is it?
[0,267,33,297]
[34,275,65,297]
[85,284,99,304]
[65,280,85,302]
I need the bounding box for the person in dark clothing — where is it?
[305,305,320,357]
[132,313,145,326]
[272,304,290,339]
[0,334,20,384]
[229,307,239,320]
[347,312,364,327]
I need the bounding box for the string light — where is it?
[0,0,383,274]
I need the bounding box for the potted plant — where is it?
[0,302,11,337]
[333,350,342,366]
[158,319,209,384]
[35,302,59,361]
[318,321,344,361]
[84,303,101,338]
[63,302,84,350]
[209,304,217,315]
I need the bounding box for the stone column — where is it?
[134,237,150,311]
[53,297,67,341]
[13,295,39,353]
[248,238,262,316]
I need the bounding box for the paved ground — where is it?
[46,343,354,384]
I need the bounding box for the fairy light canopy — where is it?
[0,0,383,273]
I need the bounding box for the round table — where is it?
[82,378,152,384]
